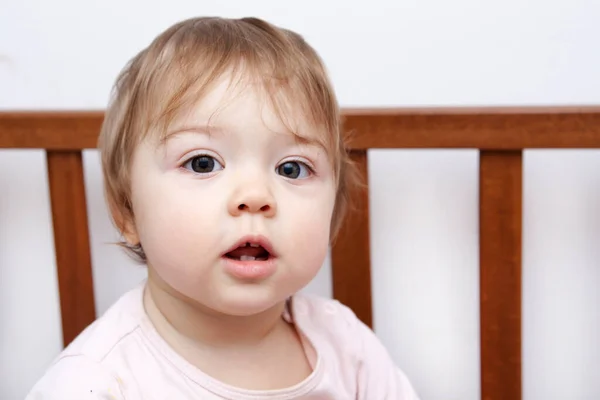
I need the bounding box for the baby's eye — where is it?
[183,155,224,174]
[276,161,312,179]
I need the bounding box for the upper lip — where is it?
[222,234,277,257]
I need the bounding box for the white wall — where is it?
[1,1,599,399]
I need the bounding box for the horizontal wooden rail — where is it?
[2,107,600,150]
[0,112,104,150]
[344,107,600,149]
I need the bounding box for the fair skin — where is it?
[122,74,337,390]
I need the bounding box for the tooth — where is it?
[240,255,256,261]
[250,243,260,248]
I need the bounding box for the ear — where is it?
[121,218,140,246]
[109,198,140,246]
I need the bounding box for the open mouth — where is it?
[224,242,271,261]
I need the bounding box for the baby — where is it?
[27,17,419,399]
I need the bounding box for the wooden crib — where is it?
[2,107,599,400]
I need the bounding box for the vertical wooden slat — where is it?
[479,150,522,400]
[331,150,373,328]
[46,150,96,347]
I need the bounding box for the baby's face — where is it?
[126,75,336,316]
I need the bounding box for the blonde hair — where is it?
[98,16,358,262]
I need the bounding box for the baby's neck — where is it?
[143,275,313,390]
[143,276,287,350]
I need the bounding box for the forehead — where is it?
[160,72,329,149]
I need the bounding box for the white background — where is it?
[1,1,599,399]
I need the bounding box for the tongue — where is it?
[226,246,268,259]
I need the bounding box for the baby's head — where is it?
[99,17,356,314]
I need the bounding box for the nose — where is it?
[228,180,277,218]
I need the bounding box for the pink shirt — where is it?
[27,282,420,399]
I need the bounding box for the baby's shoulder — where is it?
[26,354,125,400]
[61,285,144,361]
[26,285,146,399]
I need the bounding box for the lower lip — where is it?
[221,257,276,280]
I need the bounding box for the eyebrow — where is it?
[158,125,220,145]
[290,132,325,149]
[161,124,325,150]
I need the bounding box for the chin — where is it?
[211,288,287,317]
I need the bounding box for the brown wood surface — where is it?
[2,107,600,150]
[479,151,523,400]
[0,112,104,150]
[46,150,97,346]
[343,108,600,149]
[331,150,373,328]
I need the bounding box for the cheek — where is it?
[130,174,225,267]
[292,220,330,270]
[282,184,335,269]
